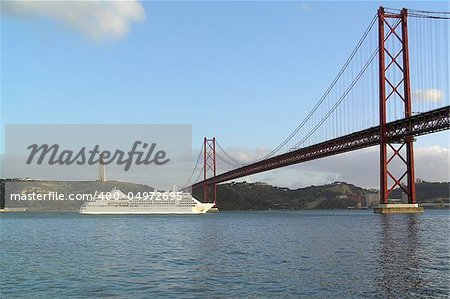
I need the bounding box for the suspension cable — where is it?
[293,49,379,149]
[181,144,203,188]
[216,140,248,166]
[257,13,378,160]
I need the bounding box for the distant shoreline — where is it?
[1,179,449,212]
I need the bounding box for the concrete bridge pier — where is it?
[373,203,424,214]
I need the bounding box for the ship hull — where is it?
[79,188,215,215]
[80,203,215,215]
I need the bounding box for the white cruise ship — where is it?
[79,188,215,215]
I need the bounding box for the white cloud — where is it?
[218,146,270,165]
[414,146,450,182]
[412,89,444,103]
[292,2,312,12]
[1,0,145,42]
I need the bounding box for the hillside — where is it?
[389,181,450,203]
[194,181,450,211]
[195,182,372,211]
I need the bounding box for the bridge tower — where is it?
[203,137,217,205]
[378,7,416,205]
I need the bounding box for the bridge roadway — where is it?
[192,106,449,189]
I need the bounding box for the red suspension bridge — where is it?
[183,7,450,208]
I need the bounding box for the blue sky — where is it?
[1,1,449,187]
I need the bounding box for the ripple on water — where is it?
[0,210,449,298]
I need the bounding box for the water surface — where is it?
[1,210,449,298]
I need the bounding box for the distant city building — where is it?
[389,198,403,203]
[401,190,408,203]
[400,183,408,203]
[365,193,379,207]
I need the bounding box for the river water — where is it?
[1,210,449,298]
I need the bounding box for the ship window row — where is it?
[128,207,191,210]
[129,200,192,204]
[87,204,195,207]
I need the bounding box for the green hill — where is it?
[194,181,372,210]
[389,181,450,203]
[194,181,450,211]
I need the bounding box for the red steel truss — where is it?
[378,7,415,204]
[192,106,449,190]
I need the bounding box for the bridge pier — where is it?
[374,203,424,214]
